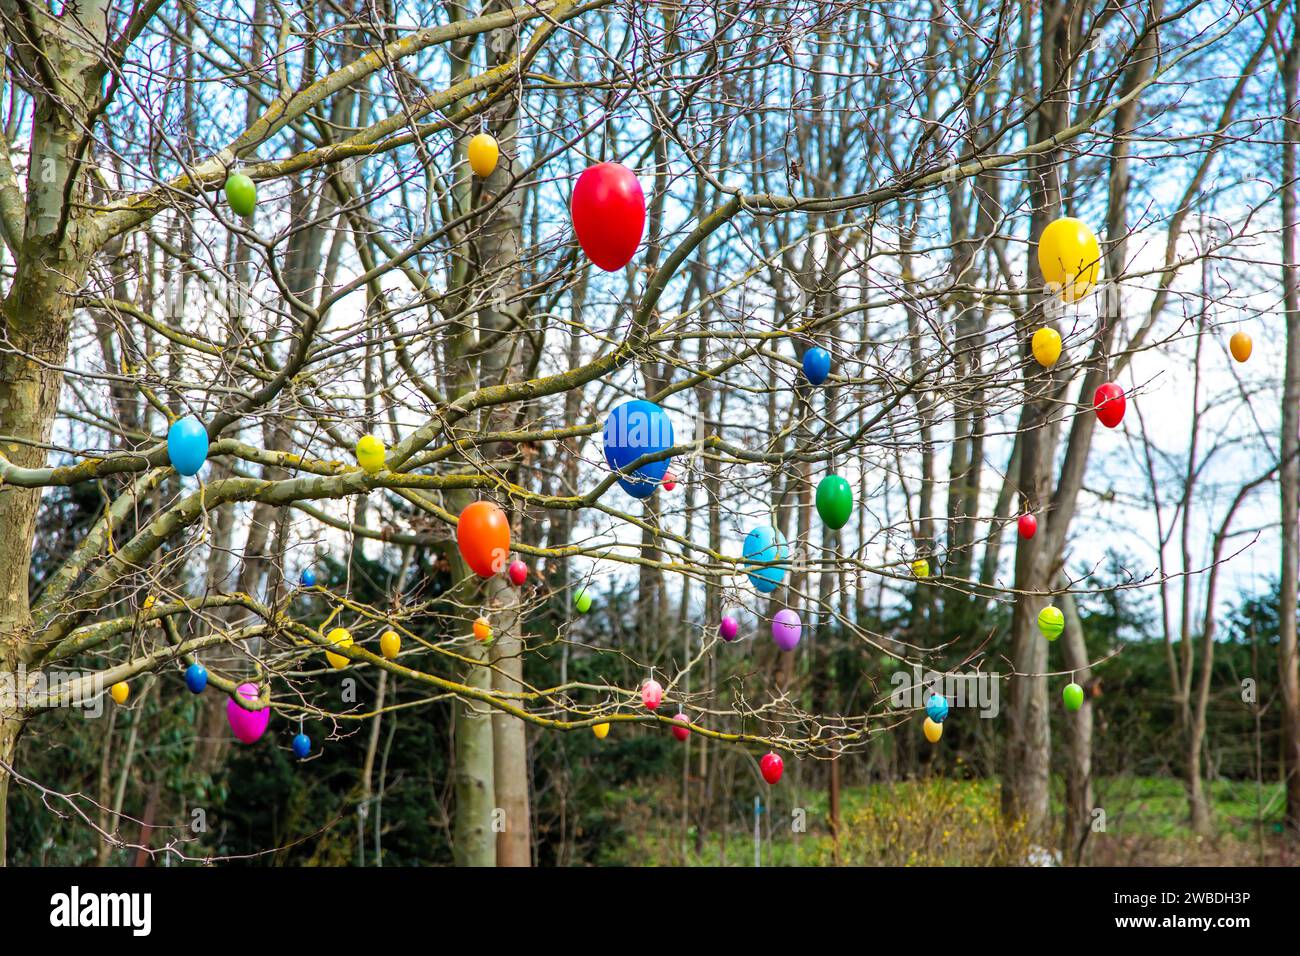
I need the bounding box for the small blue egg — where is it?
[802,347,832,385]
[292,733,311,759]
[184,662,208,694]
[299,568,317,587]
[926,693,949,723]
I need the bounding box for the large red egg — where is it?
[571,162,645,271]
[1093,382,1126,428]
[760,751,784,785]
[1018,513,1038,539]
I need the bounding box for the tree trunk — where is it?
[1279,13,1300,839]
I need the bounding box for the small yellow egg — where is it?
[355,434,386,474]
[1229,331,1252,363]
[467,133,499,177]
[911,558,930,579]
[325,627,353,669]
[1031,327,1062,368]
[142,595,156,610]
[923,716,943,743]
[380,630,401,659]
[592,722,610,740]
[110,681,130,705]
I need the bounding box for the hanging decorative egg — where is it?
[110,681,130,705]
[292,733,311,760]
[641,678,664,710]
[672,713,691,742]
[912,558,930,579]
[802,347,832,385]
[719,615,739,642]
[926,693,949,723]
[467,133,500,177]
[1229,331,1252,363]
[1018,513,1038,539]
[1037,605,1065,641]
[224,172,257,217]
[226,683,270,744]
[571,162,646,271]
[380,630,401,659]
[1037,217,1101,303]
[1093,382,1126,428]
[299,567,317,588]
[508,560,528,586]
[923,717,943,743]
[167,415,209,477]
[473,616,493,643]
[603,399,674,498]
[574,587,593,614]
[815,475,853,530]
[760,751,784,785]
[592,722,610,740]
[355,434,386,474]
[743,526,789,593]
[662,471,677,492]
[1063,682,1085,712]
[457,500,511,577]
[184,662,208,694]
[1031,327,1062,367]
[771,608,802,651]
[325,627,353,669]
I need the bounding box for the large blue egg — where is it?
[167,415,209,476]
[299,568,317,588]
[292,733,311,760]
[802,347,832,385]
[743,526,789,594]
[926,693,949,723]
[603,400,674,498]
[184,662,208,694]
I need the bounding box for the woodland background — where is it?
[1,0,1299,866]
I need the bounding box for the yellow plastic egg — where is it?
[467,133,499,178]
[325,626,353,669]
[1037,217,1101,303]
[911,558,930,579]
[110,681,130,705]
[380,630,401,659]
[592,722,610,739]
[1229,331,1252,363]
[473,616,493,643]
[923,716,943,743]
[142,595,156,610]
[355,434,386,474]
[1031,327,1062,368]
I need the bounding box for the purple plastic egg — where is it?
[771,608,802,651]
[719,616,739,642]
[226,682,270,744]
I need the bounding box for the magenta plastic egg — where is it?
[771,608,801,651]
[719,616,739,641]
[226,682,270,744]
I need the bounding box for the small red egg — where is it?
[672,713,690,741]
[507,560,527,586]
[1018,513,1038,539]
[760,751,784,785]
[641,678,664,710]
[1093,382,1126,428]
[662,471,677,492]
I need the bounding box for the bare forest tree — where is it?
[0,0,1295,865]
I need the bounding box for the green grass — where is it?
[610,776,1286,866]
